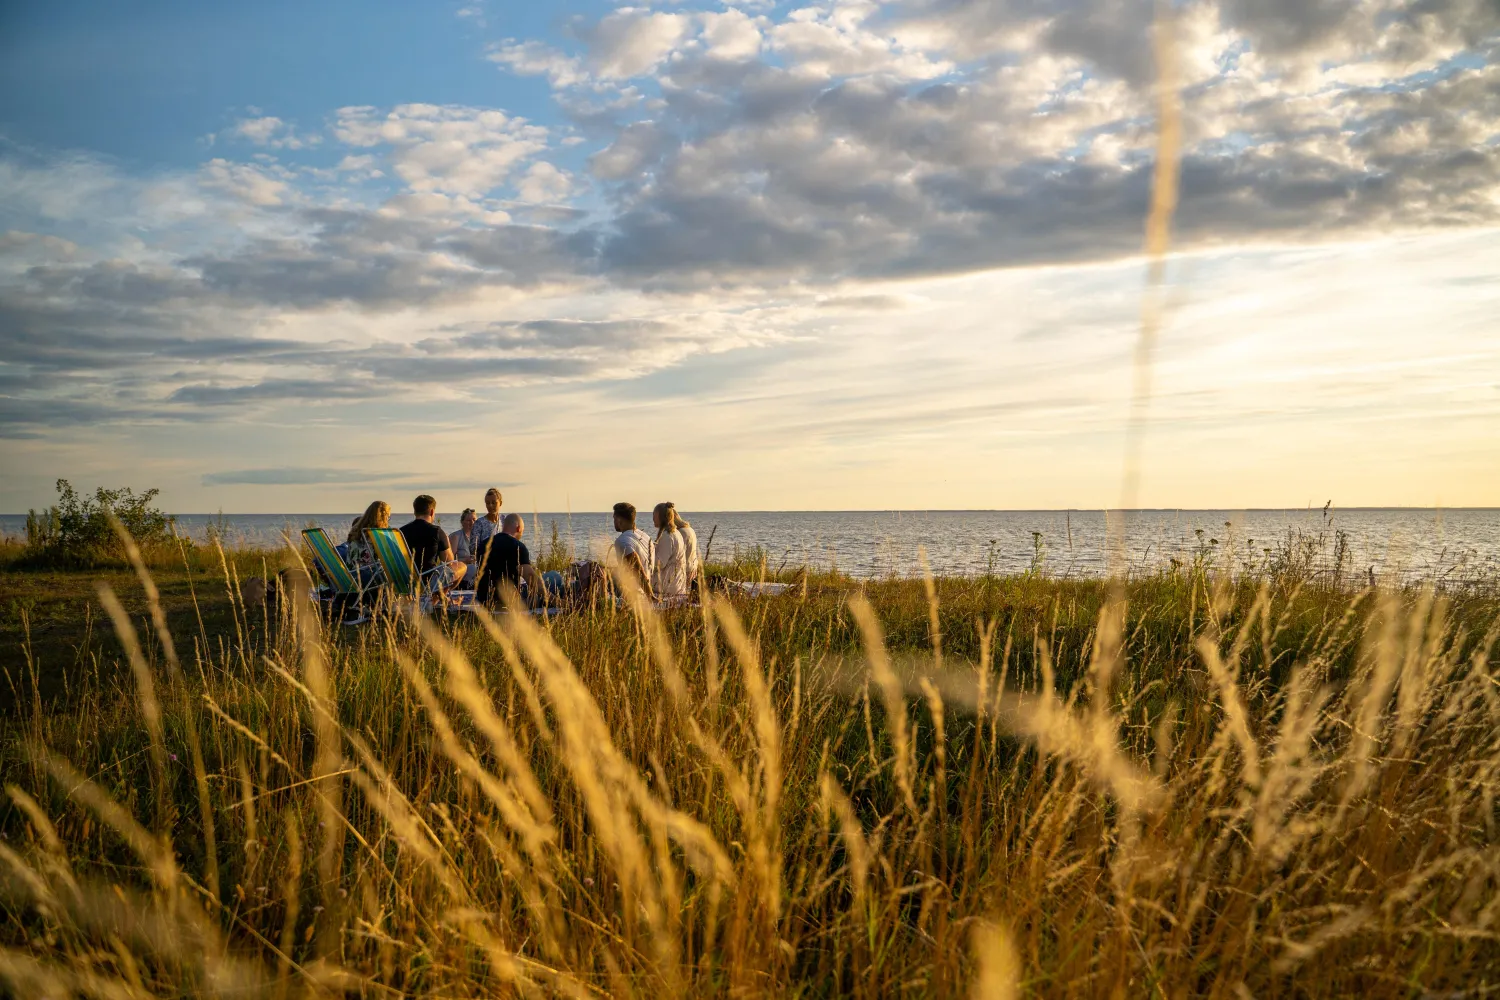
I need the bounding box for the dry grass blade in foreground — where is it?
[0,546,1498,997]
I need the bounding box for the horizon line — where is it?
[5,506,1498,517]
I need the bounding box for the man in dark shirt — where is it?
[398,494,466,592]
[476,513,543,605]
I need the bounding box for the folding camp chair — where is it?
[301,527,379,623]
[364,527,473,614]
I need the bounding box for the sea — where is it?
[5,508,1499,584]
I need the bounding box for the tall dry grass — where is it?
[1,536,1497,997]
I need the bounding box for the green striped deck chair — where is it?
[365,527,425,598]
[365,527,474,614]
[302,527,359,595]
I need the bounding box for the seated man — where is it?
[399,494,466,593]
[609,502,655,600]
[476,513,544,605]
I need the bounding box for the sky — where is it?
[0,0,1497,513]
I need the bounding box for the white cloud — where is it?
[487,39,590,88]
[514,161,574,203]
[581,9,690,78]
[333,104,551,197]
[701,9,763,61]
[199,159,291,207]
[226,115,319,150]
[770,1,953,80]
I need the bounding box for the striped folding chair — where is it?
[364,527,474,613]
[302,527,377,622]
[302,527,358,595]
[365,527,424,598]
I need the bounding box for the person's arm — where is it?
[625,550,655,600]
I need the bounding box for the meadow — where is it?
[1,532,1498,997]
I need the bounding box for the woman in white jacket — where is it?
[652,502,691,601]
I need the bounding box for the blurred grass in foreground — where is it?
[0,535,1497,997]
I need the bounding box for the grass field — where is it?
[1,540,1498,997]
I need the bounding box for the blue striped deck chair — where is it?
[303,527,359,595]
[302,527,378,622]
[365,527,474,614]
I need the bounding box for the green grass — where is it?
[0,545,1497,997]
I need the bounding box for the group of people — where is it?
[336,488,701,606]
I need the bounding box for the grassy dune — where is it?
[1,544,1498,997]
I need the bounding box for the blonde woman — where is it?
[652,502,689,601]
[472,488,505,581]
[473,488,503,545]
[346,500,390,586]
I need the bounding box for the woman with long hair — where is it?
[346,500,390,585]
[652,502,689,600]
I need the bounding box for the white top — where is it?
[678,521,701,583]
[473,515,502,550]
[653,529,689,599]
[612,528,655,581]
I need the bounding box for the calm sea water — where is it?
[5,509,1498,582]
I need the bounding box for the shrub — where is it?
[23,479,178,568]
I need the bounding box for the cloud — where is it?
[202,467,386,486]
[769,2,954,81]
[201,158,292,206]
[226,115,319,150]
[487,40,590,88]
[514,161,574,203]
[574,9,691,78]
[333,104,551,197]
[701,9,764,62]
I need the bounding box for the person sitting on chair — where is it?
[399,494,465,592]
[449,508,479,581]
[476,513,544,605]
[610,502,655,600]
[346,501,390,587]
[652,502,690,601]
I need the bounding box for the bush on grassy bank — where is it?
[21,480,180,570]
[0,542,1497,996]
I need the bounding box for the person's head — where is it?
[503,512,524,538]
[613,502,636,532]
[461,508,476,531]
[653,502,679,533]
[348,500,390,542]
[413,494,437,520]
[484,488,503,515]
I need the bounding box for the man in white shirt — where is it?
[610,502,655,598]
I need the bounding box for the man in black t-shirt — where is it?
[476,513,543,605]
[398,494,466,592]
